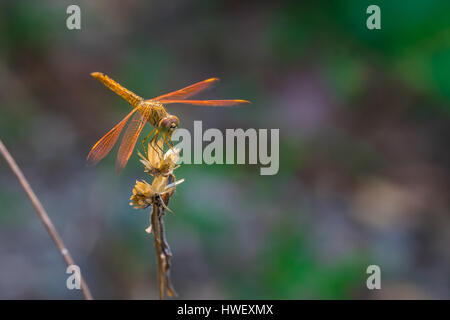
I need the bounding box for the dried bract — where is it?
[130,139,183,231]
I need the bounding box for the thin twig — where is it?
[151,203,165,300]
[0,138,93,300]
[151,194,176,300]
[159,213,176,296]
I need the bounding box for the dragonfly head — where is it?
[158,115,179,136]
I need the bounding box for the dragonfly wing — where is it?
[116,106,150,173]
[86,108,138,166]
[151,78,219,101]
[91,72,143,107]
[159,99,250,107]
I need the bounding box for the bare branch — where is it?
[151,194,176,299]
[0,138,93,300]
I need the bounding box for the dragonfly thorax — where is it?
[139,100,170,128]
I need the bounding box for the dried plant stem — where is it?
[159,208,176,296]
[0,138,93,300]
[151,195,176,300]
[151,204,165,300]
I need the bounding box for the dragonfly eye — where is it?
[159,115,179,131]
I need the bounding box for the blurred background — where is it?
[0,0,449,299]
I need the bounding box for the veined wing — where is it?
[91,72,143,107]
[116,106,151,173]
[86,108,139,166]
[151,78,219,101]
[159,99,250,106]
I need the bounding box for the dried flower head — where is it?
[129,177,184,211]
[138,139,180,176]
[129,180,154,209]
[130,138,184,233]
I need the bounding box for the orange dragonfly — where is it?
[87,72,250,172]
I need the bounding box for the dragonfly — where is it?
[87,72,250,172]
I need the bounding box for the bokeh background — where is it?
[1,0,449,299]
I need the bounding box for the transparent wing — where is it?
[159,99,250,107]
[91,72,143,107]
[116,106,150,173]
[151,78,219,101]
[86,108,138,166]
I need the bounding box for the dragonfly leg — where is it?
[156,134,165,154]
[141,129,156,152]
[167,132,175,148]
[162,133,174,151]
[149,130,162,156]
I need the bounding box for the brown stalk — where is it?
[0,138,93,300]
[151,203,164,299]
[151,194,176,299]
